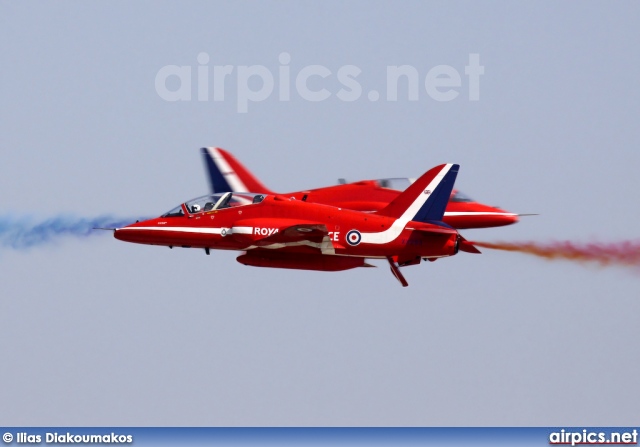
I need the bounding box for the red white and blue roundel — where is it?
[346,229,362,246]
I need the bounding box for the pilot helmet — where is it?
[192,204,201,212]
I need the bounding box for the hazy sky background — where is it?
[1,1,639,426]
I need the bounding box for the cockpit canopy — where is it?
[374,178,476,203]
[449,190,475,203]
[376,177,415,191]
[161,192,267,217]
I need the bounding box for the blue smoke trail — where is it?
[0,215,145,249]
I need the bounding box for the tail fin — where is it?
[375,163,459,223]
[201,147,276,194]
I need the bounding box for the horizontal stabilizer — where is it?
[458,236,481,254]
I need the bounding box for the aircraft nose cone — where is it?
[114,227,136,243]
[113,228,126,241]
[113,218,162,245]
[500,213,519,225]
[490,209,519,227]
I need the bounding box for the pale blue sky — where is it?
[1,1,639,425]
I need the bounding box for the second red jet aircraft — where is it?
[201,147,520,229]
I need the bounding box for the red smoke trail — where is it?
[471,240,640,268]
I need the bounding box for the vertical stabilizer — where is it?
[201,147,275,194]
[375,163,459,224]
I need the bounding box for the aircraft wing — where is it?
[230,219,337,254]
[277,223,330,241]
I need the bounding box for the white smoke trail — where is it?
[0,215,143,249]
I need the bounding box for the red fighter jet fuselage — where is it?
[202,147,520,229]
[115,163,480,287]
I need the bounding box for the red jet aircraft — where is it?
[202,147,520,229]
[115,163,480,287]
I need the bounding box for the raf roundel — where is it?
[346,229,362,246]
